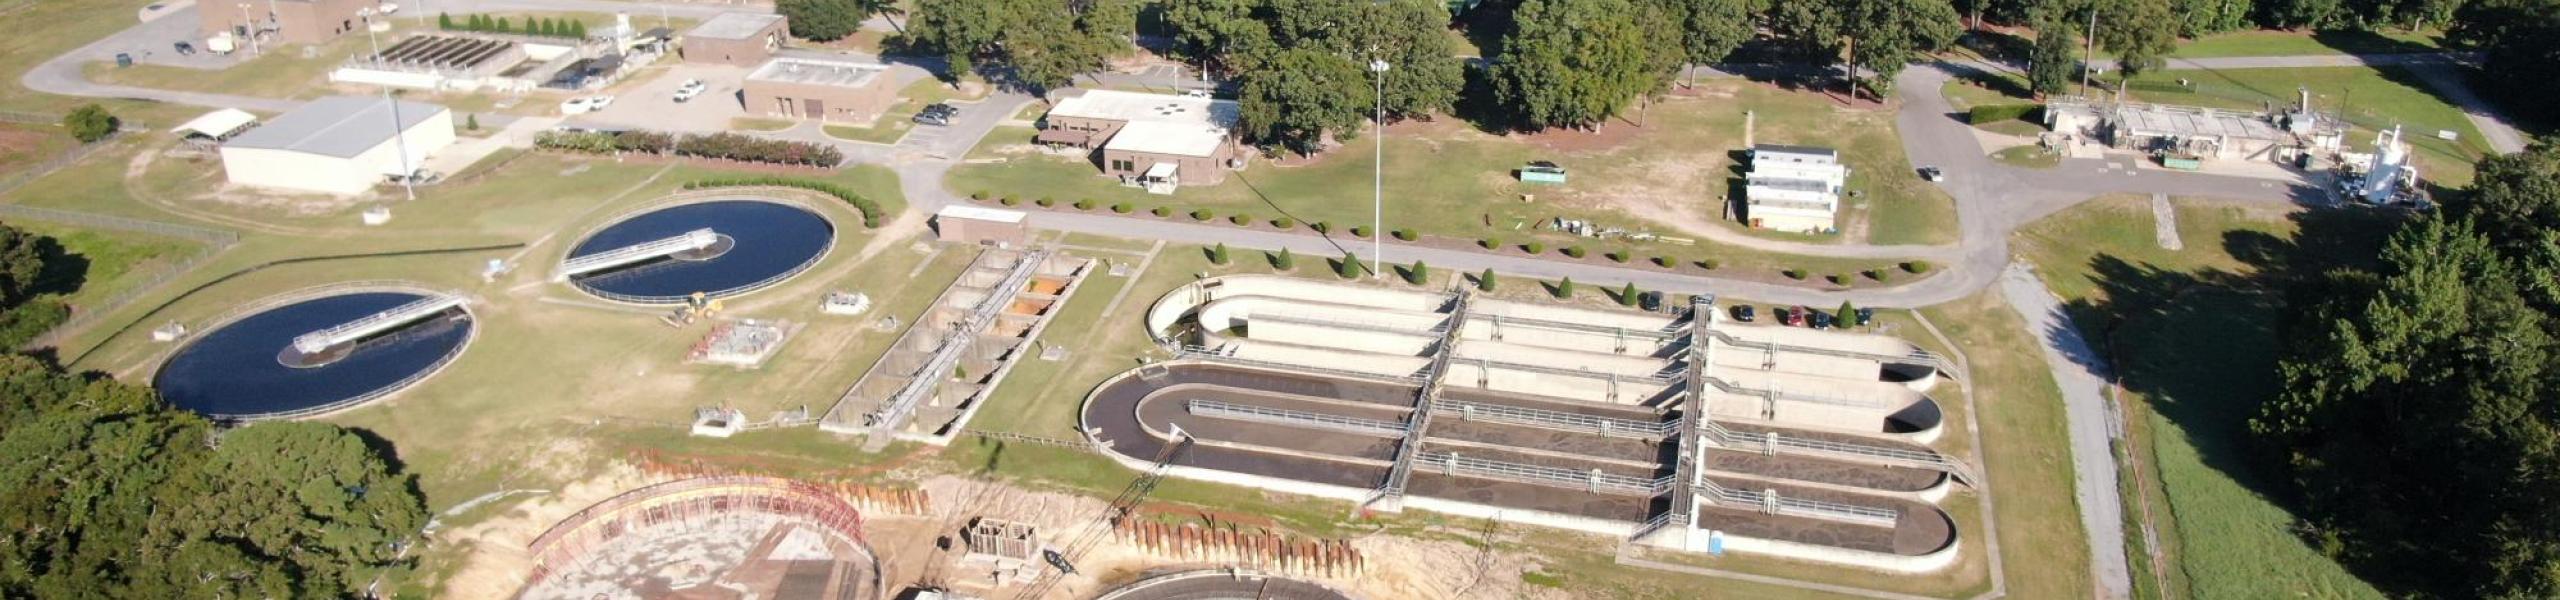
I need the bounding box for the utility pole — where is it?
[360,8,418,202]
[1370,58,1390,280]
[2080,6,2099,97]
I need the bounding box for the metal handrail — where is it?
[1431,398,1675,438]
[1173,345,1429,383]
[1415,450,1669,496]
[1250,309,1441,336]
[1187,399,1406,437]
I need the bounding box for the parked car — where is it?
[1918,166,1946,182]
[1809,310,1835,330]
[671,79,706,103]
[558,95,614,115]
[913,103,957,126]
[1779,306,1806,327]
[1637,291,1664,312]
[1854,307,1875,327]
[1731,304,1756,323]
[173,41,196,55]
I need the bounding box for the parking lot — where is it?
[568,63,752,132]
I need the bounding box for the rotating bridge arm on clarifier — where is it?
[289,294,467,355]
[554,228,720,281]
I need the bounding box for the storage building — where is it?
[219,96,454,195]
[743,57,899,123]
[682,12,787,67]
[1742,144,1847,234]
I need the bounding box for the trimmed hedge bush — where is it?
[1311,221,1332,234]
[1902,260,1933,273]
[682,177,882,228]
[1651,256,1675,268]
[998,196,1020,206]
[1392,228,1417,241]
[1350,225,1373,239]
[1072,198,1095,210]
[1826,273,1849,285]
[1112,202,1134,214]
[1229,214,1252,226]
[1190,209,1214,221]
[1561,246,1587,259]
[970,191,989,200]
[1968,104,2040,124]
[1270,217,1296,229]
[1035,197,1056,208]
[1605,250,1629,263]
[1782,268,1807,280]
[1152,206,1173,217]
[1479,238,1499,250]
[1522,242,1546,254]
[1695,258,1721,270]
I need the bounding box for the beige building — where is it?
[220,96,454,195]
[934,205,1030,247]
[200,0,370,46]
[682,12,787,67]
[742,57,898,123]
[1037,90,1240,192]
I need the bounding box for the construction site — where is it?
[819,248,1097,450]
[1080,275,1977,572]
[513,476,886,600]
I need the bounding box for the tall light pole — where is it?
[360,8,417,201]
[2079,6,2099,97]
[1370,58,1389,280]
[239,4,261,55]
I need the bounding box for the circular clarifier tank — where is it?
[154,289,473,421]
[562,198,835,304]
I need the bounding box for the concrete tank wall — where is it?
[1247,320,1437,357]
[1147,275,1447,341]
[1454,340,1674,378]
[1472,298,1681,332]
[1460,320,1679,356]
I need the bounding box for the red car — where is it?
[1779,305,1807,327]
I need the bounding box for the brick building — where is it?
[682,12,787,67]
[1036,90,1240,192]
[742,57,898,123]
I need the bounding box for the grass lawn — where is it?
[2170,28,2443,59]
[2121,66,2492,185]
[8,221,202,313]
[2018,195,2397,599]
[1916,290,2098,599]
[1993,144,2060,168]
[0,122,78,178]
[730,116,799,132]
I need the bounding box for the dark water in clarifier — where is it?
[565,199,834,303]
[154,292,471,419]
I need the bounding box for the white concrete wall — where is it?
[1223,340,1430,378]
[1247,320,1436,357]
[1472,298,1678,332]
[1148,275,1448,340]
[1454,340,1671,377]
[328,67,445,90]
[219,147,375,195]
[1710,529,1962,574]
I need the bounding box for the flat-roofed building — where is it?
[935,205,1030,246]
[1742,144,1847,233]
[743,57,899,123]
[1037,90,1241,191]
[219,96,454,195]
[2046,96,2309,161]
[201,0,370,46]
[682,12,787,66]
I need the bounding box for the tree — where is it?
[1238,47,1365,154]
[1208,243,1232,265]
[496,17,511,33]
[2091,0,2176,77]
[2449,140,2560,257]
[1272,247,1296,270]
[1838,0,1962,98]
[568,19,587,39]
[466,113,480,131]
[909,0,1130,93]
[2258,0,2346,29]
[1164,0,1462,146]
[1661,0,1753,87]
[438,12,455,30]
[1837,300,1857,326]
[2458,2,2560,126]
[1404,260,1430,285]
[62,104,115,143]
[1335,252,1363,279]
[2027,10,2077,96]
[1487,0,1671,130]
[783,0,867,40]
[2174,0,2255,35]
[1554,276,1576,298]
[0,357,425,598]
[1478,268,1498,291]
[1617,282,1640,306]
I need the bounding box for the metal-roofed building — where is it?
[683,12,788,66]
[743,57,900,123]
[1742,144,1848,234]
[1038,89,1242,191]
[219,96,455,195]
[2046,96,2320,162]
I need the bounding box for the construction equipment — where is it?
[1011,435,1194,600]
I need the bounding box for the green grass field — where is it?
[2169,28,2443,59]
[1993,145,2060,169]
[2122,66,2492,185]
[2019,195,2391,599]
[957,78,1958,248]
[7,221,201,312]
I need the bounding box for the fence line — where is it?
[0,205,244,351]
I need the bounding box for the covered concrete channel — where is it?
[1094,276,1977,572]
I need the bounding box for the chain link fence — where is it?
[0,205,241,351]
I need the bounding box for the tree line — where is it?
[2259,141,2560,598]
[438,13,589,40]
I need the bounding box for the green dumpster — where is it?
[1518,161,1567,184]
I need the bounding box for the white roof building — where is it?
[1104,120,1230,158]
[1743,144,1847,234]
[1047,89,1240,128]
[172,108,259,140]
[219,96,456,196]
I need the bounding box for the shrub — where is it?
[1229,214,1252,226]
[1036,197,1056,208]
[1072,198,1095,210]
[1271,248,1295,270]
[63,104,116,143]
[1837,301,1859,327]
[1402,261,1429,285]
[1551,277,1575,299]
[1310,221,1331,234]
[1190,209,1214,221]
[1522,242,1545,254]
[1782,268,1807,280]
[1902,260,1933,274]
[1478,238,1499,250]
[971,191,989,200]
[1207,243,1231,265]
[1617,282,1640,306]
[465,114,480,131]
[0,298,69,349]
[1651,256,1674,268]
[1695,258,1721,270]
[1270,217,1296,229]
[1967,103,2041,124]
[1392,228,1417,241]
[1561,246,1587,259]
[1477,268,1497,291]
[681,177,882,227]
[1351,225,1373,239]
[999,196,1020,206]
[671,131,844,166]
[1826,273,1849,285]
[1152,206,1173,217]
[1864,269,1890,282]
[1605,250,1629,263]
[1112,202,1134,214]
[1335,254,1363,279]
